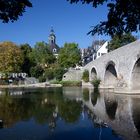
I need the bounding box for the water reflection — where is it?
[132,98,140,135]
[91,88,100,106]
[104,93,118,120]
[0,88,140,140]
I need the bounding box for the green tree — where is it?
[53,66,65,81]
[20,43,33,76]
[0,0,32,23]
[30,65,44,78]
[82,70,89,82]
[0,41,23,73]
[31,41,56,67]
[68,0,140,36]
[29,41,56,80]
[58,43,81,68]
[108,33,137,51]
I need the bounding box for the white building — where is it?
[93,41,108,60]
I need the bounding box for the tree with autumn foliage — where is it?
[0,41,24,73]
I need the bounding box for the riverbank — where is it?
[0,82,62,89]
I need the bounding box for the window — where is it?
[98,52,100,56]
[101,53,105,56]
[53,48,56,53]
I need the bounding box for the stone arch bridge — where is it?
[84,40,140,90]
[63,40,140,90]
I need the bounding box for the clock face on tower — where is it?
[51,36,54,40]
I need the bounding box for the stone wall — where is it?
[62,69,83,81]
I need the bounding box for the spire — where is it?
[49,26,56,45]
[50,26,54,35]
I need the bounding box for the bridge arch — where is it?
[104,61,118,87]
[131,58,140,89]
[91,67,97,80]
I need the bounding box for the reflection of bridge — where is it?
[84,40,140,90]
[83,89,140,140]
[63,87,140,140]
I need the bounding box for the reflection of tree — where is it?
[0,94,34,128]
[59,99,82,123]
[0,87,83,131]
[83,88,89,101]
[91,89,100,106]
[33,102,56,125]
[0,88,64,130]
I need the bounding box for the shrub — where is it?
[53,67,65,81]
[38,75,46,82]
[50,80,60,84]
[83,88,89,101]
[91,78,101,89]
[82,70,89,82]
[60,81,82,86]
[30,65,44,78]
[44,69,54,80]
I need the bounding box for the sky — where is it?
[0,0,109,48]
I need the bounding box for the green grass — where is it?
[50,80,82,86]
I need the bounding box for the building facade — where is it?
[81,40,108,66]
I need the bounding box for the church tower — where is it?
[48,27,60,58]
[48,27,56,45]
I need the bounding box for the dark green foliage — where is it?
[60,81,82,86]
[32,41,56,66]
[28,41,57,80]
[53,67,66,81]
[91,89,100,106]
[44,69,54,81]
[108,33,137,51]
[20,43,33,76]
[30,65,44,78]
[82,70,89,82]
[91,78,101,88]
[38,75,46,82]
[68,0,140,36]
[83,88,89,101]
[0,0,32,23]
[58,43,81,68]
[59,100,82,123]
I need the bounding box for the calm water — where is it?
[0,87,139,140]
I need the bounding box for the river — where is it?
[0,87,139,140]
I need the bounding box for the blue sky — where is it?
[0,0,109,48]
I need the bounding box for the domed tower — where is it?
[48,27,60,58]
[48,27,56,45]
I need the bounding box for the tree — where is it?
[82,70,89,82]
[68,0,140,36]
[0,41,23,73]
[29,41,56,80]
[108,33,137,51]
[31,41,56,68]
[58,43,81,68]
[0,0,32,23]
[53,65,66,81]
[20,43,33,76]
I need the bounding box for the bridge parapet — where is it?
[84,40,140,90]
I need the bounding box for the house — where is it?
[81,40,108,65]
[93,41,108,60]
